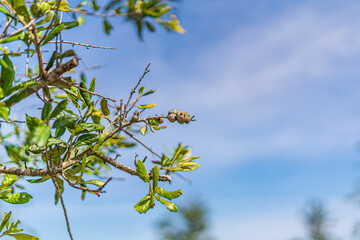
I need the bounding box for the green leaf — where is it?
[52,114,79,129]
[71,123,105,135]
[47,138,67,147]
[0,32,25,44]
[137,103,156,109]
[58,50,76,59]
[50,99,69,119]
[0,193,32,204]
[29,125,51,147]
[138,86,145,94]
[42,20,83,45]
[55,127,66,138]
[137,160,149,182]
[100,99,110,116]
[74,133,100,147]
[2,174,17,187]
[0,54,14,95]
[152,165,159,190]
[0,103,9,121]
[103,19,113,35]
[83,180,105,187]
[80,155,87,178]
[79,81,91,106]
[143,89,156,96]
[54,177,64,205]
[26,115,43,131]
[134,194,153,214]
[8,233,39,240]
[140,125,147,136]
[155,187,182,200]
[89,77,96,92]
[41,102,52,122]
[155,195,178,212]
[27,176,50,183]
[0,212,11,233]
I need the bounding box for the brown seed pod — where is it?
[184,112,191,124]
[168,114,176,122]
[131,113,139,122]
[168,109,176,115]
[176,111,185,124]
[158,118,164,124]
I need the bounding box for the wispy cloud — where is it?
[154,3,360,163]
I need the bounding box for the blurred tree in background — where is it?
[292,199,335,240]
[156,201,215,240]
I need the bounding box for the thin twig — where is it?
[48,40,117,50]
[123,64,150,119]
[51,177,74,240]
[122,129,161,159]
[45,144,74,240]
[68,8,128,17]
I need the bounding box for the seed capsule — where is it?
[176,111,185,124]
[184,112,191,124]
[158,118,164,124]
[131,113,139,122]
[168,114,176,122]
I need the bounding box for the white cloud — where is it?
[155,4,360,163]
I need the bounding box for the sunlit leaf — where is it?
[140,125,147,136]
[134,194,153,214]
[0,192,32,204]
[137,104,156,109]
[155,195,178,212]
[137,160,149,182]
[155,187,182,200]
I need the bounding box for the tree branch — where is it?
[92,151,171,182]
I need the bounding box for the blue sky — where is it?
[5,0,360,239]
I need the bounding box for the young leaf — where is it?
[137,160,149,182]
[89,77,96,92]
[0,212,11,233]
[152,165,159,190]
[138,86,145,94]
[137,103,156,109]
[143,89,156,96]
[42,20,83,45]
[27,176,50,183]
[8,233,39,240]
[154,195,178,212]
[155,187,182,200]
[83,180,105,187]
[2,174,17,187]
[41,102,52,122]
[134,194,153,214]
[100,99,110,116]
[0,192,33,204]
[140,125,147,136]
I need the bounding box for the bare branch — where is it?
[92,151,171,182]
[48,40,117,50]
[122,129,161,159]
